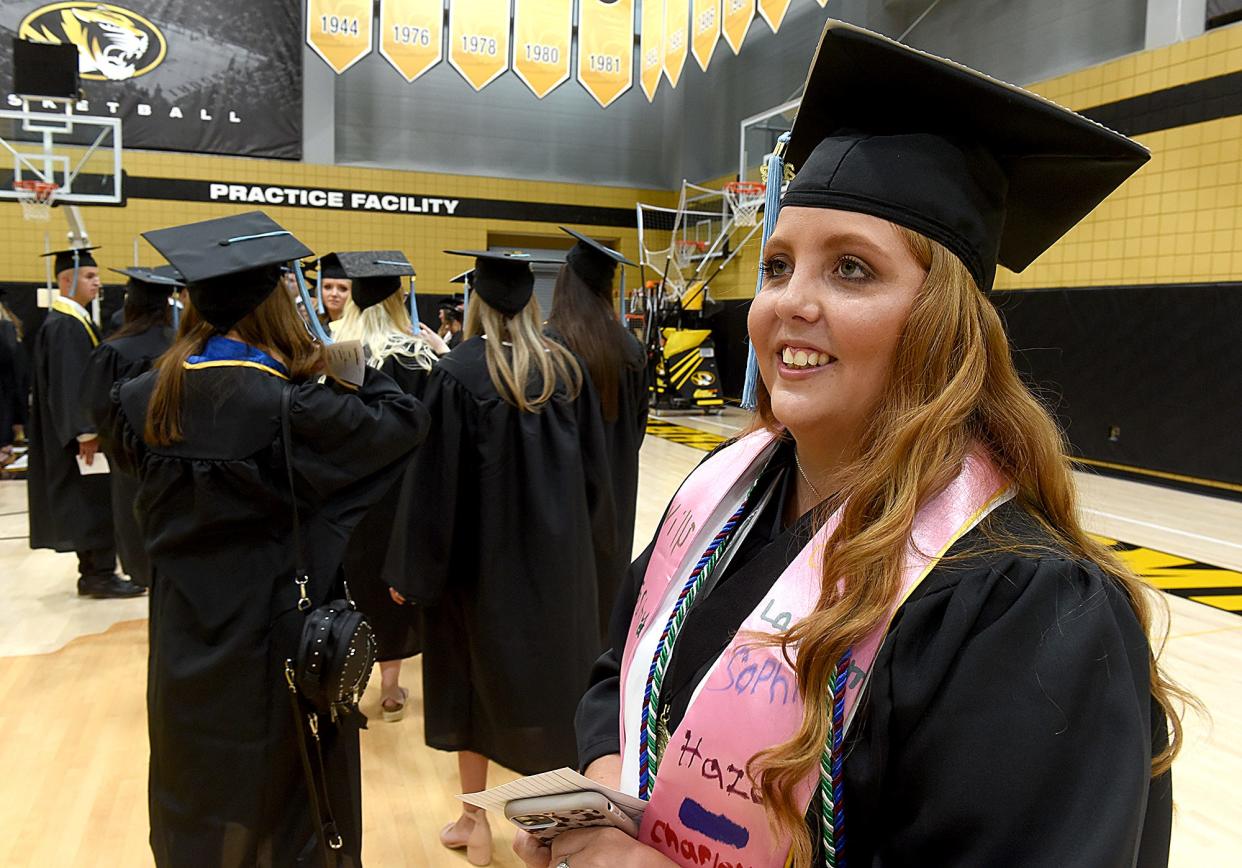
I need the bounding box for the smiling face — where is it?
[320,278,352,320]
[748,207,928,450]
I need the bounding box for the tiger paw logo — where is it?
[19,3,167,81]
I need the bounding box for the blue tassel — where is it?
[316,279,325,315]
[741,132,791,410]
[171,295,180,330]
[293,260,332,344]
[409,275,417,327]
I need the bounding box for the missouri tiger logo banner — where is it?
[19,2,165,81]
[379,0,443,82]
[722,0,754,54]
[757,0,791,34]
[449,0,511,91]
[639,0,664,101]
[663,0,689,87]
[306,0,373,74]
[691,0,720,71]
[577,0,634,108]
[513,0,572,98]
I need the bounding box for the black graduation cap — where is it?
[781,21,1149,291]
[142,211,313,331]
[561,227,634,292]
[318,250,415,310]
[444,250,548,316]
[42,246,99,275]
[110,265,182,307]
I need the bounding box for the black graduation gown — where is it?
[342,354,431,662]
[81,325,174,587]
[0,319,25,447]
[383,336,617,775]
[27,306,113,552]
[548,325,650,640]
[99,363,428,868]
[576,447,1172,867]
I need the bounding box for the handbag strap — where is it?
[286,663,342,868]
[281,384,312,613]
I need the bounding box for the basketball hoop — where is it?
[13,180,58,221]
[724,181,766,227]
[674,240,708,268]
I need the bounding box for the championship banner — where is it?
[757,0,791,33]
[691,0,720,71]
[577,0,634,109]
[2,1,302,159]
[663,0,689,87]
[722,0,754,54]
[379,0,443,83]
[449,0,511,91]
[512,0,572,99]
[306,0,374,74]
[639,0,663,101]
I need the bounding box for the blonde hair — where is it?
[747,227,1193,866]
[331,292,436,373]
[464,293,582,412]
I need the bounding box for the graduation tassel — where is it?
[408,274,417,327]
[293,259,333,344]
[741,132,790,411]
[316,275,326,316]
[171,294,180,330]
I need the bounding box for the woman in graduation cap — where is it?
[318,254,354,324]
[97,212,429,868]
[328,250,447,722]
[521,22,1190,868]
[81,265,181,588]
[548,228,649,640]
[384,249,616,866]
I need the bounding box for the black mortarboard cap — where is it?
[42,246,99,274]
[561,227,634,292]
[142,211,312,330]
[318,254,347,281]
[781,21,1149,291]
[444,250,548,316]
[319,250,415,309]
[110,265,183,306]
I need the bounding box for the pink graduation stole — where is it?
[618,429,1011,868]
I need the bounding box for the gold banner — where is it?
[722,0,754,54]
[691,0,720,71]
[378,0,443,82]
[663,0,689,87]
[757,0,791,33]
[448,0,512,91]
[306,0,374,74]
[640,0,664,101]
[513,0,572,98]
[578,0,635,108]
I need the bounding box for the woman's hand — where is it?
[513,830,552,868]
[388,587,406,605]
[551,827,674,867]
[418,322,452,356]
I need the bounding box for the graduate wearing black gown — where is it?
[548,228,648,638]
[385,250,616,778]
[81,266,180,588]
[100,213,429,868]
[27,247,141,598]
[0,306,25,449]
[538,22,1178,868]
[325,250,434,705]
[576,443,1172,866]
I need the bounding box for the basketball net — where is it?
[14,180,58,222]
[724,181,766,227]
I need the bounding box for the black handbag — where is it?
[279,384,376,866]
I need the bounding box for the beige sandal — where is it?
[439,806,492,866]
[380,687,408,723]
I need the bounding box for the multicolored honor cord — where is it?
[821,648,853,867]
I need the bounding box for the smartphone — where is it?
[504,791,639,846]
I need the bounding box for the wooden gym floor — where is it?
[0,411,1238,866]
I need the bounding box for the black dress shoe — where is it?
[84,574,147,599]
[77,577,90,596]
